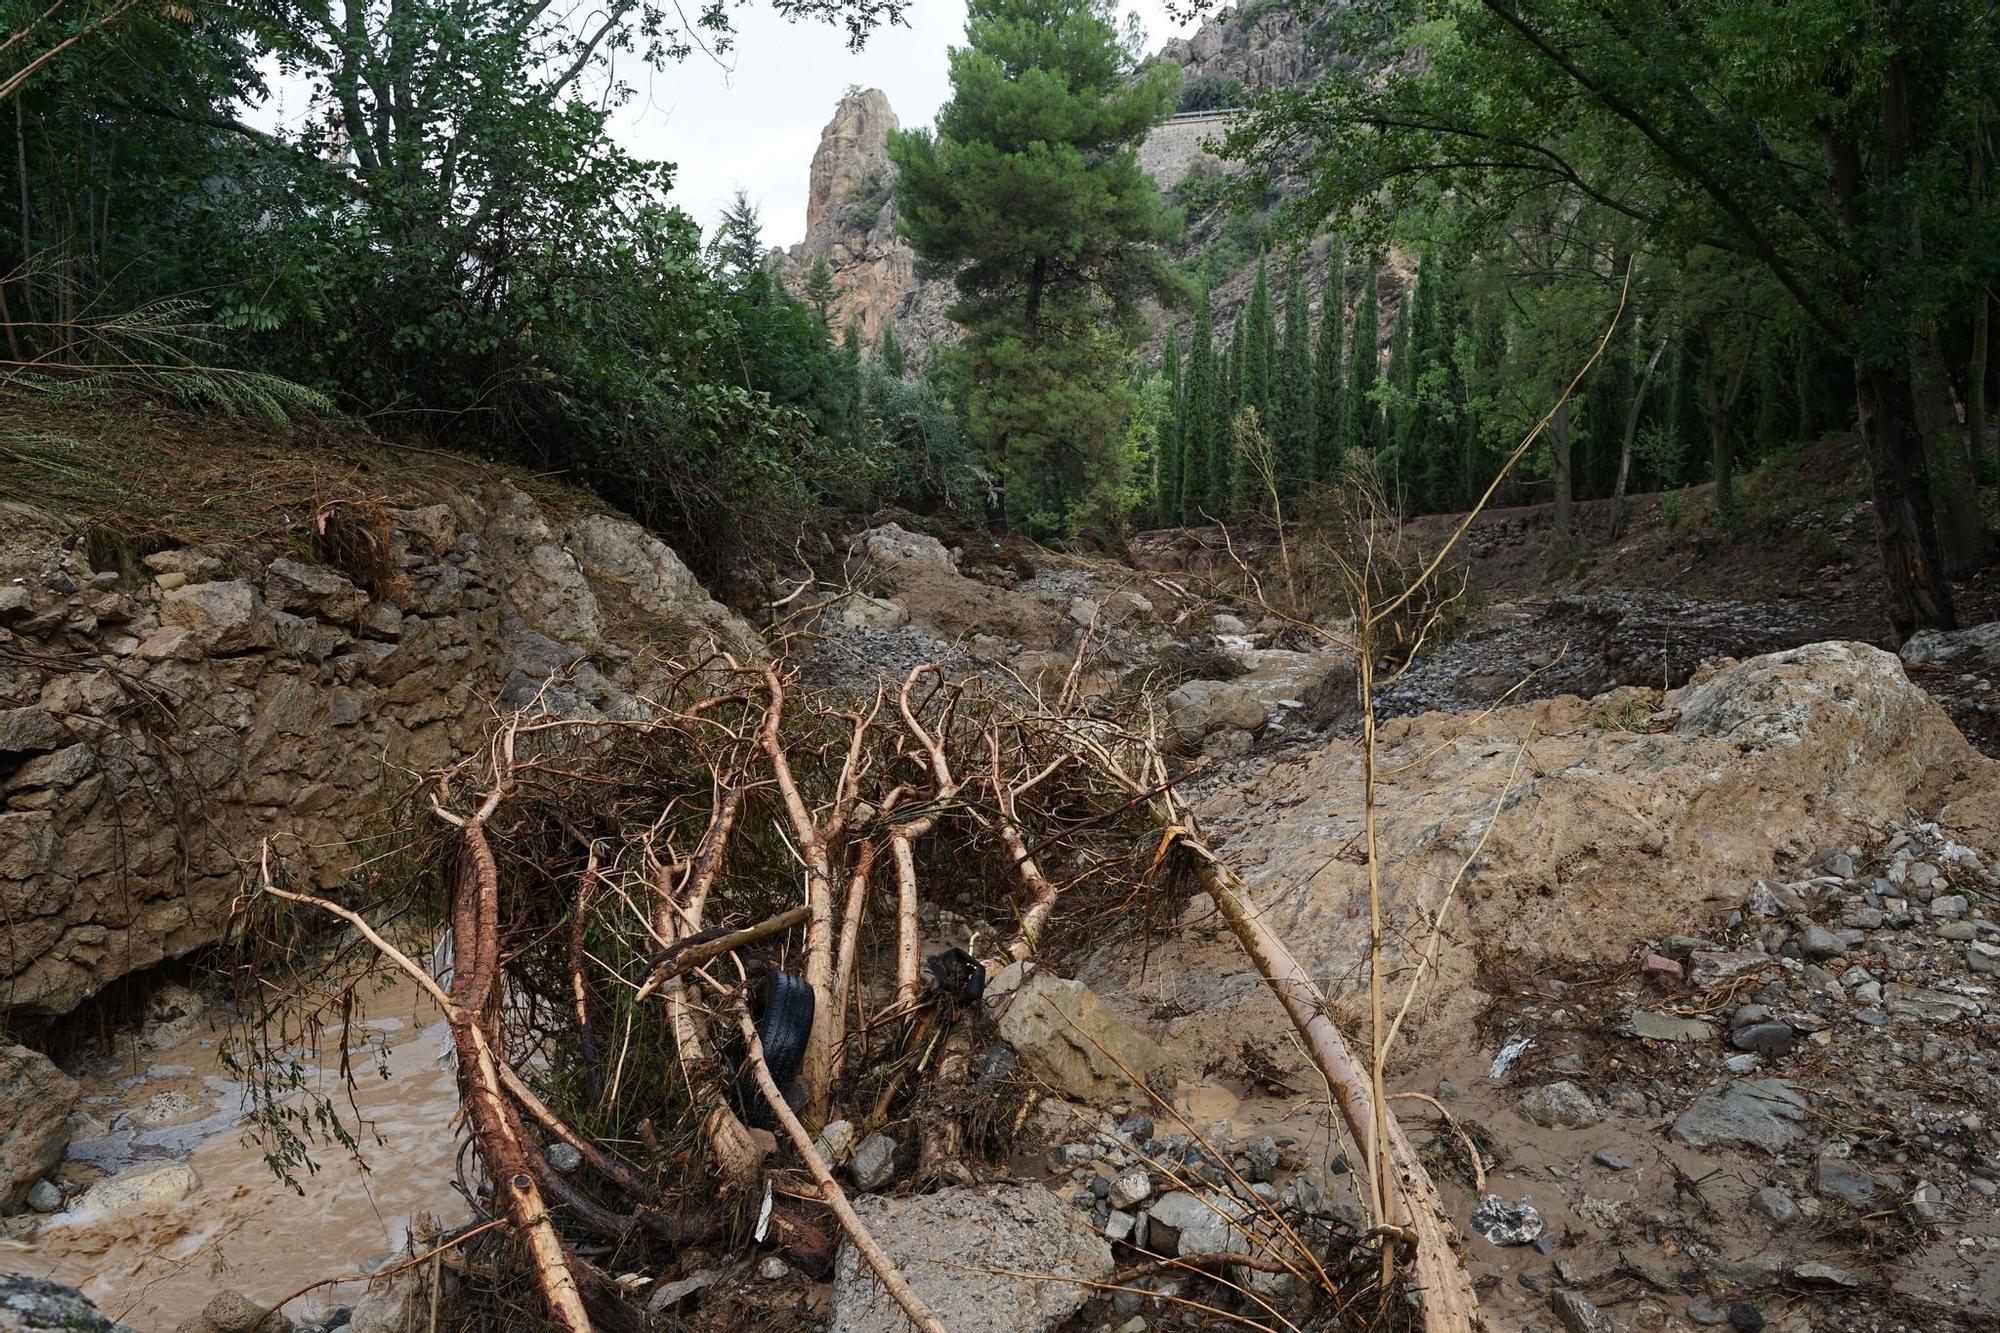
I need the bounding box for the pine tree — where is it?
[1184,290,1216,519]
[1384,290,1414,504]
[711,190,768,293]
[1401,252,1446,510]
[1243,255,1273,417]
[878,324,907,378]
[1158,327,1184,525]
[1342,267,1381,455]
[889,0,1181,532]
[1312,247,1347,477]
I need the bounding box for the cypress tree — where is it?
[1313,247,1347,477]
[1159,328,1184,525]
[1215,314,1243,514]
[1276,269,1312,497]
[1385,290,1414,503]
[1184,290,1216,518]
[1343,267,1382,455]
[1244,256,1273,417]
[1402,253,1446,510]
[878,325,907,379]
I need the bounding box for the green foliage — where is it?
[1178,73,1246,113]
[1342,267,1381,455]
[891,0,1182,534]
[1183,288,1218,519]
[1157,327,1185,526]
[1312,246,1348,477]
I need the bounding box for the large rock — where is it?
[54,1162,201,1221]
[1899,620,2000,670]
[1144,1189,1253,1257]
[859,524,954,574]
[991,965,1172,1105]
[829,1183,1112,1333]
[1165,679,1268,742]
[0,1275,133,1333]
[0,1047,77,1211]
[1083,642,1999,1074]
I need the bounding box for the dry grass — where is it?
[0,389,610,554]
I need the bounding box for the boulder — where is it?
[830,1183,1111,1333]
[1898,620,2000,670]
[1520,1081,1602,1129]
[160,579,274,652]
[830,593,909,632]
[991,966,1172,1105]
[860,523,955,573]
[54,1162,200,1222]
[0,1275,133,1333]
[1165,679,1268,742]
[0,1046,78,1211]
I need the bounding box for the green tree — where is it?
[1343,267,1381,455]
[1233,0,1998,633]
[1158,327,1185,524]
[804,255,838,323]
[878,324,908,378]
[1184,289,1217,518]
[1274,267,1312,496]
[1243,255,1274,416]
[1312,248,1348,476]
[889,0,1181,531]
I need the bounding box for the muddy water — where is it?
[2,978,467,1331]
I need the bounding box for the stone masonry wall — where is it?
[0,483,759,1017]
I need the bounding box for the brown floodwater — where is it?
[1,976,467,1331]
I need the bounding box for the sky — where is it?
[615,1,1192,248]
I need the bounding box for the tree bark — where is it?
[1550,395,1572,542]
[1910,332,1993,574]
[1856,357,1958,638]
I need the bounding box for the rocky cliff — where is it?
[1157,3,1328,96]
[0,434,758,1017]
[779,89,956,357]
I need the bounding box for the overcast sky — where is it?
[618,1,1192,248]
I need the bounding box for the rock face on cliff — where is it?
[0,481,758,1017]
[1156,3,1327,95]
[780,88,955,356]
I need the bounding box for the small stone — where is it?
[1730,1004,1773,1030]
[201,1289,291,1333]
[1640,953,1684,982]
[1903,1180,1943,1223]
[1969,941,2000,974]
[24,1180,60,1213]
[1109,1171,1152,1209]
[1689,950,1771,989]
[1729,1304,1766,1332]
[1617,1009,1716,1043]
[1243,1137,1280,1182]
[1723,1053,1763,1074]
[1791,1261,1867,1288]
[1750,1186,1798,1225]
[545,1142,582,1173]
[848,1133,897,1191]
[1814,1156,1885,1208]
[1932,894,1969,919]
[1521,1081,1601,1129]
[814,1119,858,1166]
[1687,1297,1731,1326]
[1550,1289,1614,1333]
[1104,1209,1136,1243]
[1732,1023,1795,1057]
[758,1256,789,1280]
[1115,1114,1153,1141]
[1854,979,1883,1005]
[1794,920,1845,960]
[1592,1151,1631,1171]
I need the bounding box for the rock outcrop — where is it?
[1,483,758,1016]
[1156,3,1329,96]
[779,89,955,356]
[1083,641,2000,1072]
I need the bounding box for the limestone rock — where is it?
[830,1183,1112,1333]
[1898,620,2000,670]
[0,1274,134,1333]
[830,593,909,632]
[195,1290,292,1333]
[1165,679,1268,742]
[859,523,953,573]
[1143,1189,1252,1257]
[991,966,1171,1105]
[58,1162,200,1220]
[160,579,274,652]
[1521,1080,1602,1129]
[0,1045,78,1211]
[264,558,366,622]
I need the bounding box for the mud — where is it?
[4,976,464,1330]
